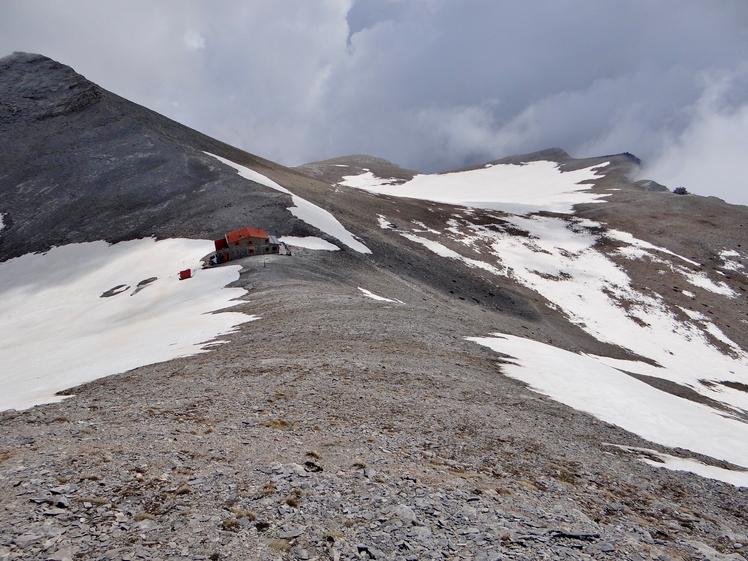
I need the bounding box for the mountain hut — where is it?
[204,227,281,266]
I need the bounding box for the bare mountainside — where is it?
[0,53,747,561]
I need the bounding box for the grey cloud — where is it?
[346,0,411,38]
[642,64,748,204]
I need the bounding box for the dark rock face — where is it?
[0,53,314,261]
[0,52,103,124]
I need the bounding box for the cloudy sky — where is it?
[2,0,747,204]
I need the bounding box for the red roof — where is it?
[225,228,269,244]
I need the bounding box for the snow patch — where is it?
[468,334,748,480]
[0,238,254,411]
[280,236,339,251]
[377,215,396,229]
[341,160,609,214]
[722,261,745,272]
[606,445,748,488]
[604,233,737,297]
[406,212,748,416]
[677,267,737,297]
[679,307,708,321]
[400,234,504,276]
[606,229,701,267]
[205,152,371,254]
[339,170,400,189]
[358,287,403,303]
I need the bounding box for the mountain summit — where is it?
[1,54,747,560]
[0,52,102,123]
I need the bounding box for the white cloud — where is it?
[183,30,205,51]
[643,65,748,204]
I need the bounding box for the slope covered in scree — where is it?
[1,53,748,560]
[336,151,748,482]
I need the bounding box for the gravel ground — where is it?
[1,249,746,561]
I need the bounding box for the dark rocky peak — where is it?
[487,148,641,173]
[0,51,102,124]
[489,147,572,166]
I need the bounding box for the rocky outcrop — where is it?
[0,52,103,124]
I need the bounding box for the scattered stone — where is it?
[100,284,130,298]
[390,504,417,525]
[13,533,42,548]
[47,544,74,561]
[43,507,68,516]
[552,530,600,541]
[137,519,159,531]
[279,526,305,539]
[473,550,501,561]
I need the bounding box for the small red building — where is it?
[204,227,282,266]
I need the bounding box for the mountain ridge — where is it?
[1,52,747,561]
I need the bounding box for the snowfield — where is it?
[341,160,610,214]
[352,164,748,485]
[0,238,253,411]
[280,236,340,251]
[468,334,748,487]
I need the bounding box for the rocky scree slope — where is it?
[2,251,748,561]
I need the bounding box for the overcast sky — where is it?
[2,0,747,204]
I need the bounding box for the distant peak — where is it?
[619,152,642,165]
[484,148,641,173]
[303,154,403,168]
[0,51,102,123]
[296,154,419,185]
